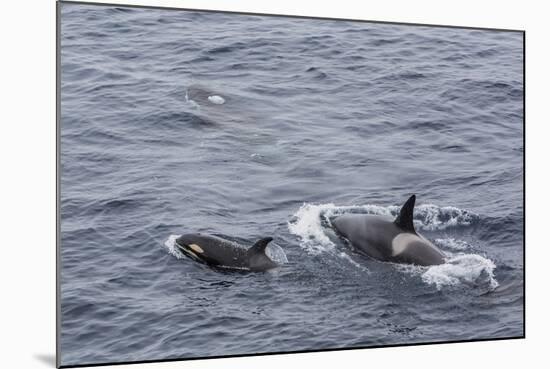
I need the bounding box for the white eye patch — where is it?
[188,243,204,253]
[208,95,225,104]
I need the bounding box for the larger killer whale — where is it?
[332,195,446,266]
[175,234,280,271]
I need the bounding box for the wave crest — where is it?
[398,254,498,292]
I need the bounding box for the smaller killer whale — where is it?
[332,195,445,266]
[175,233,279,271]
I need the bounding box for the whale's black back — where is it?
[175,233,278,271]
[176,234,249,268]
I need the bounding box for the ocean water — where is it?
[59,3,524,366]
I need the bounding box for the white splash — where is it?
[287,203,338,254]
[265,243,289,264]
[413,204,476,231]
[163,234,185,259]
[420,254,498,290]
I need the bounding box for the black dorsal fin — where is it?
[248,237,273,255]
[394,195,417,233]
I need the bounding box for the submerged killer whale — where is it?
[175,234,279,271]
[332,195,446,266]
[186,84,226,106]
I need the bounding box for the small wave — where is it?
[397,254,498,291]
[144,110,215,128]
[414,204,477,231]
[305,66,329,80]
[434,238,471,251]
[208,45,235,54]
[337,251,368,272]
[371,38,401,46]
[398,72,427,80]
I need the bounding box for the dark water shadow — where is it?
[33,353,56,367]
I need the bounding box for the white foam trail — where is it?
[287,203,373,269]
[414,204,476,231]
[288,203,391,249]
[394,253,498,291]
[420,254,498,290]
[287,203,338,254]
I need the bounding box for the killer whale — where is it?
[175,233,280,271]
[185,84,227,106]
[332,195,445,266]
